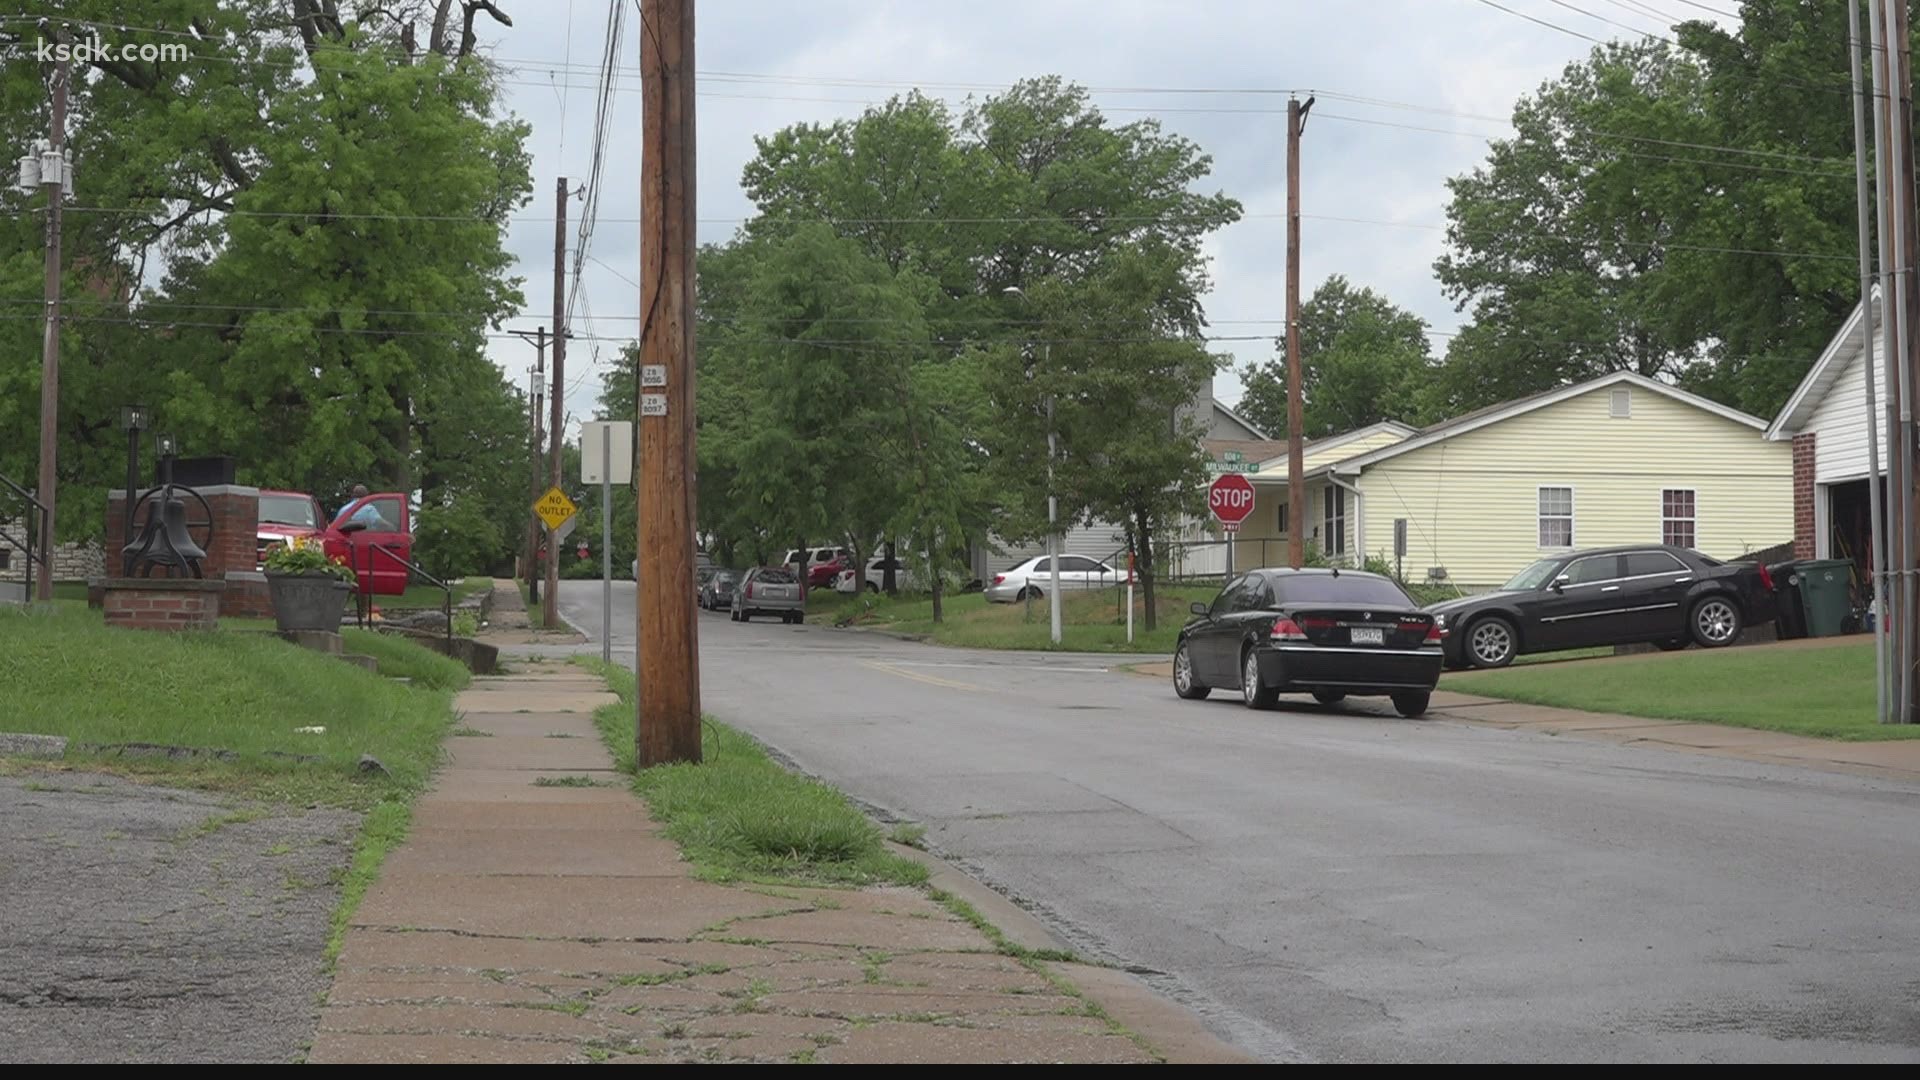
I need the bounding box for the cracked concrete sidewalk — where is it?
[311,660,1232,1064]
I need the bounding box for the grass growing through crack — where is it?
[928,888,1078,963]
[575,658,926,887]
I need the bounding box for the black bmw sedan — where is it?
[1173,568,1444,717]
[1425,544,1778,670]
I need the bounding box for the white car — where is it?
[834,555,920,594]
[983,555,1125,603]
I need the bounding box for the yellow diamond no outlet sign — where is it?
[533,486,578,531]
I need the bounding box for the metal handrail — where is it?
[0,474,48,601]
[352,540,454,646]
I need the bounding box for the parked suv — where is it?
[782,547,850,589]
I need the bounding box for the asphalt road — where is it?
[0,772,358,1063]
[558,581,1920,1063]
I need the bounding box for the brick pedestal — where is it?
[107,484,264,618]
[100,577,226,632]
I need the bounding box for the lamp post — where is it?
[1003,286,1062,646]
[154,432,177,489]
[119,405,149,572]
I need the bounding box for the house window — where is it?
[1538,487,1574,548]
[1662,489,1696,549]
[1322,486,1347,557]
[1277,500,1289,537]
[1610,387,1632,418]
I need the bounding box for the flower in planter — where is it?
[263,536,357,583]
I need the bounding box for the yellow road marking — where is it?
[858,659,988,693]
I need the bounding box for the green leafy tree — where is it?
[1238,275,1435,437]
[0,4,530,543]
[1435,2,1890,418]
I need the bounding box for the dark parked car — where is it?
[1174,568,1444,717]
[1425,544,1778,670]
[698,569,738,611]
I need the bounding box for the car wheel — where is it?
[1173,642,1210,700]
[1656,638,1688,652]
[1392,691,1431,718]
[1465,616,1517,669]
[739,611,751,623]
[1690,595,1741,648]
[866,581,880,593]
[1241,648,1279,710]
[1019,585,1040,601]
[1311,689,1346,705]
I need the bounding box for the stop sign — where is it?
[1208,473,1257,529]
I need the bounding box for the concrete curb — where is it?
[878,844,1255,1064]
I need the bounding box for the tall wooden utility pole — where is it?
[511,326,548,605]
[1889,0,1920,724]
[637,0,702,766]
[35,40,69,603]
[1848,0,1889,725]
[545,177,568,630]
[1871,0,1908,724]
[1284,95,1312,570]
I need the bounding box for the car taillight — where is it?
[1272,617,1307,641]
[1424,622,1444,644]
[992,574,1005,585]
[1757,562,1775,591]
[745,583,754,598]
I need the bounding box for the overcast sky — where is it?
[478,0,1739,434]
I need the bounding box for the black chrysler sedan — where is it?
[1174,568,1444,718]
[1425,544,1779,670]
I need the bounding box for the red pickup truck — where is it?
[255,488,414,596]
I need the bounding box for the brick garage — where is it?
[1792,432,1817,559]
[101,578,226,632]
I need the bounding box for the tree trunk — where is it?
[928,526,944,623]
[883,539,898,594]
[1134,504,1158,631]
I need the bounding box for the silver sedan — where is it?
[983,554,1125,603]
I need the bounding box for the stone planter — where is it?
[265,572,353,633]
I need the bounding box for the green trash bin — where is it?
[1793,559,1855,638]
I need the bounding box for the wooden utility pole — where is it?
[1284,95,1312,570]
[1889,0,1920,723]
[637,0,702,766]
[34,40,68,602]
[545,177,568,630]
[512,326,548,604]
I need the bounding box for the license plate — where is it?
[1350,627,1384,645]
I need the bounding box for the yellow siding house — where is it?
[1230,371,1792,589]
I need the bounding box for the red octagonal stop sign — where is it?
[1209,472,1256,529]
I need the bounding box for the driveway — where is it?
[559,580,1920,1063]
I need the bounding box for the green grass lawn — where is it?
[1444,639,1910,741]
[379,578,487,611]
[821,584,1216,653]
[340,628,472,691]
[578,658,925,887]
[0,604,459,799]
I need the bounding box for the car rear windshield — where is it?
[1273,575,1412,607]
[756,568,797,584]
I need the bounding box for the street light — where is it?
[119,405,149,556]
[1003,286,1062,646]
